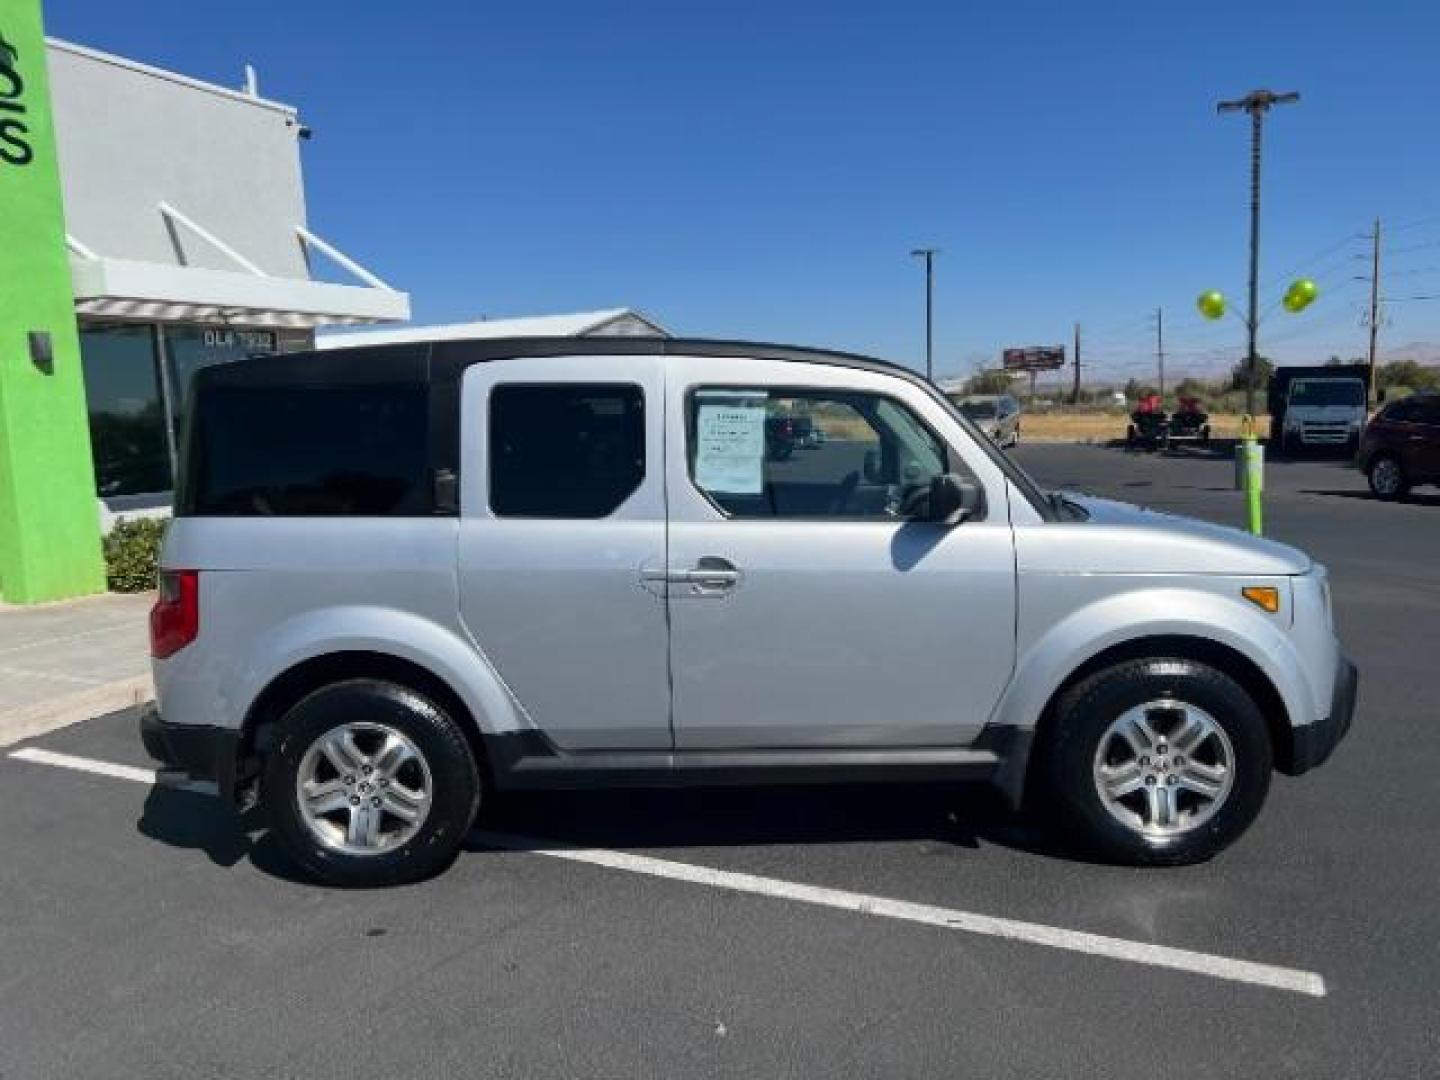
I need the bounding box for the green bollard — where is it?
[1234,428,1264,536]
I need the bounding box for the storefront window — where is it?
[165,326,279,433]
[78,325,173,497]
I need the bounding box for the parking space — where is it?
[2,443,1437,1077]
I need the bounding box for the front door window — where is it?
[687,387,957,520]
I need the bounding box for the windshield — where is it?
[1290,379,1364,408]
[960,400,998,419]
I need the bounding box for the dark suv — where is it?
[1358,393,1440,500]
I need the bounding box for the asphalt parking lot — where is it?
[2,442,1436,1078]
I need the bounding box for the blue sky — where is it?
[45,0,1440,383]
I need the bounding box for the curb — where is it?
[0,674,154,749]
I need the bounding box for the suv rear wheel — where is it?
[263,679,481,886]
[1043,659,1272,865]
[1367,454,1409,501]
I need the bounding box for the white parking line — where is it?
[8,747,1326,998]
[473,832,1327,997]
[9,747,217,794]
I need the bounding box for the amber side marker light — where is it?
[1242,586,1281,614]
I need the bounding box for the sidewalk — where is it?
[0,592,154,746]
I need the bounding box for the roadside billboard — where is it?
[1002,346,1066,371]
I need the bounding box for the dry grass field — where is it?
[1021,412,1267,442]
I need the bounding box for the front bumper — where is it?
[1281,655,1358,775]
[139,703,239,800]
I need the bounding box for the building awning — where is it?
[66,210,409,328]
[317,307,668,348]
[69,255,410,328]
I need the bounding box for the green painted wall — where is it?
[0,0,105,602]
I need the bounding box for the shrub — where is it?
[103,517,168,592]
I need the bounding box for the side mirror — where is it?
[926,473,984,524]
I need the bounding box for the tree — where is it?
[1174,377,1209,399]
[1123,379,1157,400]
[1376,360,1440,394]
[966,369,1016,395]
[1229,356,1274,392]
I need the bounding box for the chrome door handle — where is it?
[681,568,739,586]
[683,556,741,593]
[639,561,740,592]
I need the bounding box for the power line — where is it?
[1256,256,1364,322]
[1387,239,1440,256]
[1386,212,1440,233]
[1368,265,1440,279]
[1260,229,1366,293]
[1256,303,1365,348]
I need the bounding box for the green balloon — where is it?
[1282,289,1308,313]
[1291,278,1318,303]
[1197,290,1226,320]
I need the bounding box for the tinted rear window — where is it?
[184,384,431,516]
[489,384,644,517]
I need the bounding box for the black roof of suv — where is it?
[183,336,1054,520]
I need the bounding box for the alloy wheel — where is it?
[1091,700,1235,840]
[295,722,433,855]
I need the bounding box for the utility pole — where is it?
[1217,88,1301,417]
[1072,322,1081,404]
[1366,217,1382,407]
[1155,307,1165,405]
[910,248,939,381]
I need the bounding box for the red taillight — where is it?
[150,570,199,659]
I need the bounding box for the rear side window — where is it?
[1414,400,1440,426]
[185,384,431,516]
[489,384,644,518]
[1383,399,1421,423]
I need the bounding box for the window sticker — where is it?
[694,390,768,494]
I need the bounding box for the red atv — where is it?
[1168,396,1212,446]
[1126,393,1168,449]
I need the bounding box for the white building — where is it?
[49,38,408,519]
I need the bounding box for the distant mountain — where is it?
[1380,342,1440,365]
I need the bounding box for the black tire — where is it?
[263,679,481,887]
[1042,658,1272,866]
[1367,454,1409,501]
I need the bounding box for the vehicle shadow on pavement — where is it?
[136,781,1106,882]
[1101,438,1238,461]
[138,785,253,867]
[1099,438,1358,468]
[137,788,339,884]
[1303,488,1440,507]
[462,784,1095,865]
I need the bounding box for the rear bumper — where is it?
[1281,656,1358,775]
[139,703,238,799]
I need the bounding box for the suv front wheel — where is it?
[263,679,481,886]
[1043,658,1272,865]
